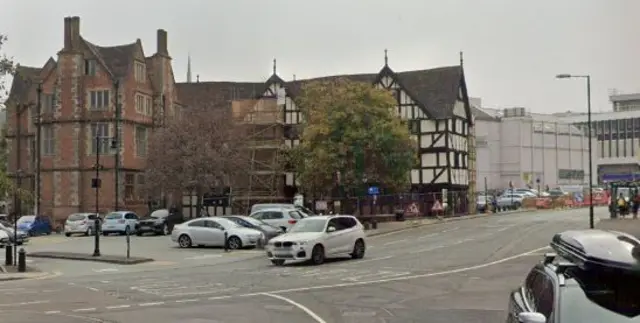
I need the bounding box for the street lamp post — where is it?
[556,74,594,229]
[13,169,23,265]
[92,136,116,257]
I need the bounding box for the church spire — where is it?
[187,53,192,83]
[272,58,277,75]
[384,49,388,66]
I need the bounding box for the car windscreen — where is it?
[68,214,86,221]
[104,213,123,220]
[288,218,327,233]
[17,216,35,224]
[562,268,640,321]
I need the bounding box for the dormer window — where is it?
[134,62,146,83]
[84,59,96,76]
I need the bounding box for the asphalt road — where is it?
[0,207,609,322]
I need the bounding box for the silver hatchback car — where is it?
[64,213,101,236]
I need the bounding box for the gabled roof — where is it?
[6,65,42,106]
[175,81,263,110]
[175,64,467,120]
[471,105,499,121]
[82,38,137,79]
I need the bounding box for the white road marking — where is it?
[416,233,440,241]
[100,281,110,284]
[72,308,96,312]
[106,305,131,309]
[441,226,460,233]
[139,302,164,307]
[0,300,49,307]
[261,293,327,323]
[343,311,377,317]
[87,287,100,292]
[184,254,223,260]
[383,239,407,246]
[92,268,119,273]
[343,271,411,282]
[0,288,25,292]
[45,310,61,314]
[160,287,238,298]
[175,299,199,303]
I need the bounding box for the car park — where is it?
[137,209,182,236]
[507,229,640,323]
[16,215,52,236]
[64,213,101,236]
[101,211,139,236]
[171,217,263,249]
[221,215,283,242]
[250,207,305,232]
[265,215,366,266]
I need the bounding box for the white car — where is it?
[64,213,101,236]
[0,229,9,247]
[171,217,264,249]
[101,211,139,235]
[250,207,305,232]
[265,215,366,266]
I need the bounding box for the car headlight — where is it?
[297,240,309,245]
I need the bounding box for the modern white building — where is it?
[472,100,596,191]
[555,91,640,182]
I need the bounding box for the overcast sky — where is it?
[1,0,637,114]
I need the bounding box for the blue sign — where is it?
[367,186,380,196]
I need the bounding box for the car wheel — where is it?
[102,231,109,236]
[85,227,93,236]
[227,236,242,250]
[178,234,192,248]
[514,202,521,209]
[351,239,365,259]
[271,259,286,266]
[65,233,71,237]
[136,231,143,236]
[311,244,325,265]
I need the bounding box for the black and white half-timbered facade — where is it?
[177,53,474,204]
[259,53,473,196]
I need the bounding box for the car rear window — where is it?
[68,214,86,221]
[105,213,123,220]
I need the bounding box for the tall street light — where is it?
[555,73,594,229]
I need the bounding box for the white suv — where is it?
[265,215,366,266]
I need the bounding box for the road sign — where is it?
[368,186,379,195]
[432,200,443,212]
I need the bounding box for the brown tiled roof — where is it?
[6,65,41,105]
[175,65,465,120]
[175,81,263,110]
[82,38,137,79]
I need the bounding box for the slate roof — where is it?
[6,65,42,105]
[82,39,137,78]
[175,65,466,120]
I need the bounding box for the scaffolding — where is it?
[231,98,287,210]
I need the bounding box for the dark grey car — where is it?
[221,215,283,242]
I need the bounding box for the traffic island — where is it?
[27,251,154,265]
[0,263,46,281]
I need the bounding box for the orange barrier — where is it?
[533,193,609,210]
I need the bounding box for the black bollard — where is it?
[224,231,229,252]
[17,248,26,272]
[363,221,370,230]
[5,245,12,266]
[93,218,101,257]
[371,220,378,230]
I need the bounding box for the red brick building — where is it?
[5,17,182,221]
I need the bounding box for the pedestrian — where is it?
[633,193,640,219]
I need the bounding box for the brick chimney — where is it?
[63,16,81,50]
[156,29,168,56]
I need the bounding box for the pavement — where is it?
[0,207,610,322]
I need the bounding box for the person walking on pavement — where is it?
[633,193,640,219]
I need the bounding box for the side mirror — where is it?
[517,312,546,323]
[327,226,336,233]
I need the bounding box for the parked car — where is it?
[16,215,52,236]
[250,207,305,232]
[496,194,525,210]
[507,229,640,323]
[477,195,494,213]
[101,211,139,236]
[137,209,183,236]
[171,217,263,249]
[250,203,314,217]
[64,213,101,237]
[221,215,283,242]
[0,220,28,245]
[265,215,366,266]
[0,230,9,247]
